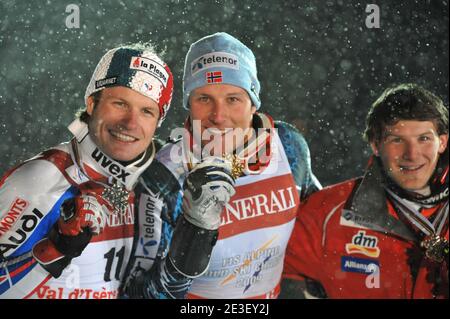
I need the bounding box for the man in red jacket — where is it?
[284,83,448,298]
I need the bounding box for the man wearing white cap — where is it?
[125,32,321,299]
[0,43,173,298]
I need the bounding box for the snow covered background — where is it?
[0,0,448,186]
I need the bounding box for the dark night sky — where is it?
[0,0,448,187]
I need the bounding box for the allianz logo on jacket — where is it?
[345,230,380,258]
[91,148,131,183]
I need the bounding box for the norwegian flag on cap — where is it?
[206,71,223,84]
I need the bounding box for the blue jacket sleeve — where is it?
[275,121,322,199]
[121,159,192,299]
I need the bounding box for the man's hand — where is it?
[182,156,236,230]
[32,192,113,278]
[58,193,111,236]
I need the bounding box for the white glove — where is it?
[182,157,236,230]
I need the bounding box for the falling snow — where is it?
[0,0,448,186]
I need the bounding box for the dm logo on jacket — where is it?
[345,231,380,258]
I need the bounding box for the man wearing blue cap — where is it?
[124,32,321,299]
[0,43,174,298]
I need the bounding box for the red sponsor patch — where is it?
[218,174,299,239]
[90,206,135,243]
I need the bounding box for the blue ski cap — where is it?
[183,32,261,110]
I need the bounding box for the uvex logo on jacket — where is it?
[345,231,380,258]
[91,148,131,183]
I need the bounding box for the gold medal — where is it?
[223,153,245,179]
[421,235,449,263]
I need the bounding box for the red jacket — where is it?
[284,175,449,299]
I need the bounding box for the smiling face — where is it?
[371,120,448,192]
[189,84,256,154]
[87,86,160,162]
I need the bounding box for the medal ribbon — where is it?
[387,188,449,262]
[67,119,155,214]
[183,113,274,177]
